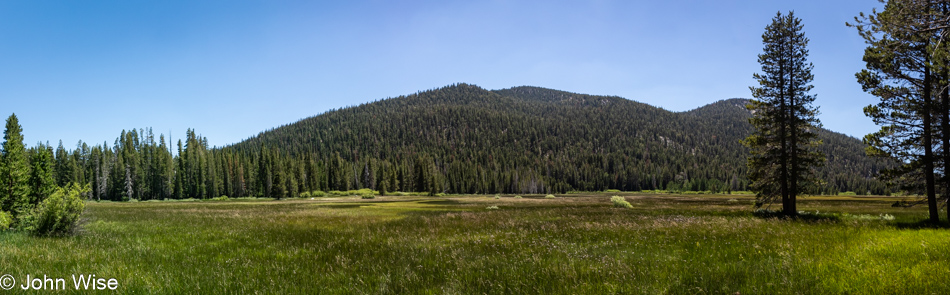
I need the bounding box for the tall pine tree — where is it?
[851,0,949,223]
[1,114,32,217]
[744,11,824,215]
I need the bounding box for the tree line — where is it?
[227,84,886,197]
[0,84,889,203]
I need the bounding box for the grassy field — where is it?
[1,193,948,294]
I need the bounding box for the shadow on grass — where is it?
[317,204,364,209]
[752,209,842,222]
[751,209,950,230]
[893,219,950,229]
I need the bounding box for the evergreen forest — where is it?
[26,83,888,201]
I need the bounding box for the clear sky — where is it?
[1,0,884,149]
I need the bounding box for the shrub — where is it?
[514,195,522,199]
[545,194,556,199]
[300,191,311,198]
[494,195,500,199]
[486,206,499,210]
[361,194,376,199]
[605,189,621,193]
[611,196,632,208]
[24,184,87,236]
[312,191,327,197]
[0,211,11,231]
[435,193,446,197]
[212,195,229,201]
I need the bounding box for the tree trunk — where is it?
[779,37,791,216]
[923,67,939,223]
[943,3,950,224]
[942,74,950,223]
[788,86,799,215]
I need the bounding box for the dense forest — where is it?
[24,83,887,201]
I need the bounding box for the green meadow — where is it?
[1,194,948,294]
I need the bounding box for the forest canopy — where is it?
[17,84,886,201]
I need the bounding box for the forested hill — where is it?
[224,83,887,195]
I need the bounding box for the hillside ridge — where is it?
[224,83,885,194]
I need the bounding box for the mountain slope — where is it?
[226,84,886,194]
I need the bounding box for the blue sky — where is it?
[1,0,883,149]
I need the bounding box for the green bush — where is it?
[361,194,376,199]
[485,205,499,210]
[312,191,327,197]
[300,191,311,198]
[605,189,621,193]
[0,211,11,230]
[514,195,522,199]
[212,195,229,201]
[24,184,87,236]
[611,196,632,208]
[494,195,500,199]
[545,194,556,199]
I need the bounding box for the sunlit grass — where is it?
[0,194,947,293]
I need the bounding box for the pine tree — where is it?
[1,114,32,217]
[744,11,824,215]
[305,153,317,193]
[124,164,134,200]
[414,156,429,193]
[271,150,285,199]
[850,0,949,223]
[260,145,272,198]
[175,140,184,199]
[54,140,70,187]
[28,143,57,206]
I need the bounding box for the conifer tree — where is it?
[28,143,56,206]
[271,150,285,199]
[0,114,31,217]
[743,11,824,215]
[54,140,70,187]
[850,0,949,222]
[175,140,184,199]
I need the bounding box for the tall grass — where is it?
[0,194,946,293]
